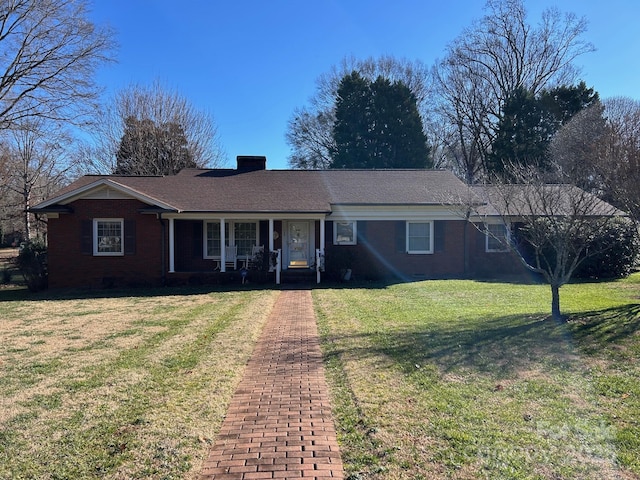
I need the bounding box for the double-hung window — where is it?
[485,223,510,252]
[406,221,433,254]
[204,221,258,258]
[94,219,124,256]
[334,221,357,245]
[205,222,229,258]
[234,222,257,256]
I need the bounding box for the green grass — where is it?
[0,285,279,479]
[2,274,639,479]
[314,277,640,479]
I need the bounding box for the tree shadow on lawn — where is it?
[325,303,640,379]
[568,303,640,351]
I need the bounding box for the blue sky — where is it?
[89,1,640,170]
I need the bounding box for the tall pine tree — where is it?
[488,82,599,178]
[331,72,430,169]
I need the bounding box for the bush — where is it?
[514,218,639,281]
[574,219,640,279]
[17,239,48,291]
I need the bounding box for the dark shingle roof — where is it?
[36,168,470,213]
[35,168,624,218]
[471,184,626,217]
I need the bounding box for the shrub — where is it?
[514,218,639,280]
[574,218,640,279]
[17,239,48,291]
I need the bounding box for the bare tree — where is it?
[80,81,226,174]
[286,55,432,169]
[549,102,608,193]
[0,118,71,240]
[285,108,334,169]
[550,97,640,223]
[432,0,594,183]
[472,164,624,320]
[598,98,640,220]
[0,0,115,130]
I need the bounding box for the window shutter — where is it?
[326,221,334,244]
[81,220,92,255]
[476,225,487,252]
[124,220,136,255]
[192,222,203,258]
[395,221,406,253]
[357,221,367,243]
[434,221,445,252]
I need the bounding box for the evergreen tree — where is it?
[488,83,599,178]
[331,72,430,169]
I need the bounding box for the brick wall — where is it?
[324,220,525,281]
[324,220,467,280]
[47,199,165,289]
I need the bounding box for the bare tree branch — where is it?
[431,0,594,183]
[0,0,116,130]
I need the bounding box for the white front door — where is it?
[287,221,310,268]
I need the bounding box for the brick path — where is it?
[199,290,344,479]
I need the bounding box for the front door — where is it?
[287,221,309,268]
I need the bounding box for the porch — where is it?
[164,216,327,284]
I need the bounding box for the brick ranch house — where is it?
[32,156,537,289]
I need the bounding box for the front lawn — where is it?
[2,276,638,480]
[0,287,279,479]
[314,277,640,479]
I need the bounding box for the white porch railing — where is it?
[316,248,325,284]
[273,249,282,285]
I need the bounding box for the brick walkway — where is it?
[199,290,344,479]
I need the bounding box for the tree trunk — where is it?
[550,283,563,321]
[23,183,31,241]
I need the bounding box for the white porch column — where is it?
[168,218,175,273]
[220,218,226,272]
[320,217,325,251]
[268,218,274,252]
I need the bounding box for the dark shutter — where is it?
[326,221,334,245]
[434,221,445,252]
[124,220,136,255]
[356,221,366,243]
[395,221,406,253]
[476,225,487,252]
[193,221,203,258]
[81,220,92,255]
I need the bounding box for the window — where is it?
[406,221,433,254]
[94,219,123,256]
[486,223,510,252]
[204,221,257,258]
[205,222,229,257]
[334,221,357,245]
[234,222,257,256]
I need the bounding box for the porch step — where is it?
[281,269,317,284]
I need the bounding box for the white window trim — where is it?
[485,223,510,253]
[93,218,124,256]
[203,220,259,259]
[333,220,357,245]
[406,221,433,254]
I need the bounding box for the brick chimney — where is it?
[236,156,266,171]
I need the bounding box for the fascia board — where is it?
[163,212,328,221]
[328,204,463,221]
